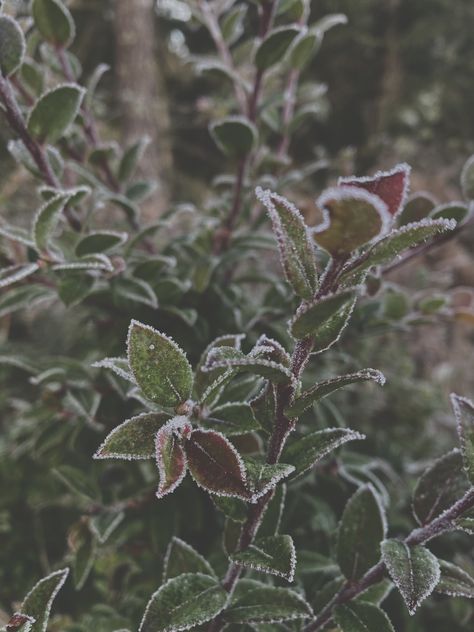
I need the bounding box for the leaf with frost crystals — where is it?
[412,448,469,525]
[139,573,227,632]
[0,264,40,289]
[4,613,35,632]
[201,401,261,436]
[286,368,385,418]
[32,188,88,253]
[28,84,85,144]
[451,393,474,483]
[339,163,411,218]
[75,230,128,256]
[230,535,296,582]
[256,187,318,299]
[223,579,313,624]
[290,287,359,340]
[184,429,250,500]
[32,0,75,47]
[194,334,245,402]
[381,540,440,615]
[283,427,365,478]
[92,357,135,382]
[435,559,474,598]
[244,456,294,501]
[337,485,387,581]
[399,191,437,226]
[90,509,124,544]
[0,15,26,77]
[93,412,171,460]
[334,601,395,632]
[210,116,257,158]
[19,569,69,632]
[127,320,193,408]
[155,417,191,498]
[163,537,216,581]
[255,26,301,71]
[313,186,391,257]
[203,345,294,385]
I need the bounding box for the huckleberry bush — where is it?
[1,1,474,631]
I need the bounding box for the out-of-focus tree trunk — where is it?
[114,0,173,220]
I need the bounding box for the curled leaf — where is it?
[155,417,191,498]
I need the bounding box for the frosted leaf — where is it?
[53,464,99,501]
[231,535,296,582]
[155,416,191,498]
[244,457,294,502]
[258,483,286,537]
[90,509,124,544]
[337,485,387,581]
[334,600,395,632]
[450,393,474,484]
[256,187,318,299]
[114,277,158,309]
[94,412,171,460]
[252,334,291,367]
[69,519,96,590]
[0,223,35,248]
[286,368,385,418]
[201,401,261,436]
[139,573,227,632]
[223,579,313,624]
[210,115,257,157]
[91,357,135,383]
[163,537,216,582]
[52,253,114,272]
[290,286,359,339]
[310,294,358,354]
[0,264,39,289]
[194,334,245,402]
[75,230,128,256]
[32,190,78,253]
[381,540,440,615]
[32,0,76,48]
[4,613,35,632]
[435,559,474,598]
[184,428,250,500]
[339,162,411,219]
[27,83,85,144]
[283,427,365,478]
[250,383,277,434]
[399,191,437,226]
[313,186,391,257]
[340,217,456,285]
[412,448,469,525]
[127,320,193,408]
[20,568,69,632]
[0,15,26,77]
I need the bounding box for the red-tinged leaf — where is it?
[184,429,250,500]
[155,417,191,498]
[451,393,474,483]
[339,163,411,218]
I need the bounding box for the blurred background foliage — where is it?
[0,1,473,631]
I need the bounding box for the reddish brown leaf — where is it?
[155,417,191,498]
[184,429,250,500]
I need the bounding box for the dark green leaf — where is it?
[224,579,313,624]
[58,272,94,307]
[210,116,257,157]
[118,137,150,181]
[230,535,296,582]
[203,346,294,384]
[156,417,190,498]
[0,16,25,76]
[290,287,358,339]
[28,84,85,143]
[53,465,99,501]
[255,26,301,71]
[90,509,124,544]
[75,231,128,256]
[283,427,365,478]
[337,485,386,581]
[69,520,96,590]
[201,402,260,436]
[94,412,170,460]
[289,29,322,69]
[244,457,294,501]
[451,394,474,483]
[0,263,39,289]
[334,601,395,632]
[399,192,436,226]
[430,202,469,223]
[163,537,216,581]
[435,560,474,598]
[0,285,54,319]
[32,0,75,47]
[33,189,84,252]
[381,540,440,615]
[20,568,69,632]
[127,320,193,407]
[139,573,227,632]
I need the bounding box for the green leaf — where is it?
[256,187,318,299]
[412,449,469,525]
[184,429,250,500]
[32,189,86,253]
[255,26,301,71]
[57,272,94,307]
[451,393,474,483]
[28,84,85,143]
[69,520,96,590]
[89,509,124,544]
[0,263,39,289]
[398,192,436,226]
[210,116,257,158]
[201,402,261,436]
[32,0,75,48]
[435,560,474,598]
[118,137,150,181]
[127,320,193,408]
[334,601,395,632]
[230,535,296,582]
[21,58,44,96]
[20,568,69,632]
[224,579,313,624]
[337,485,386,581]
[212,495,248,523]
[290,287,358,339]
[139,573,227,632]
[114,277,158,309]
[430,202,469,224]
[75,231,128,256]
[461,154,474,200]
[244,457,294,501]
[163,537,216,581]
[0,16,25,77]
[313,187,390,257]
[340,218,456,285]
[381,540,440,615]
[53,464,99,501]
[0,285,54,319]
[203,346,294,385]
[286,368,385,418]
[289,28,322,70]
[94,412,171,460]
[283,427,365,478]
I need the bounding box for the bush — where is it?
[0,1,473,631]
